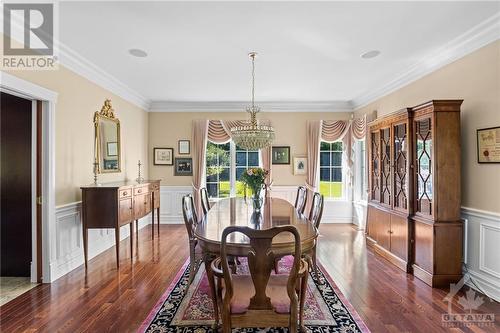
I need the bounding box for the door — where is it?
[1,92,33,277]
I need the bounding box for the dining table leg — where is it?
[203,252,219,329]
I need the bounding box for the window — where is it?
[206,141,260,198]
[206,142,230,198]
[235,145,260,197]
[319,141,343,199]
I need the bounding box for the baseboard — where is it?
[464,266,500,302]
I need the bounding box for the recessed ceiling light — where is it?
[360,50,380,59]
[129,48,148,58]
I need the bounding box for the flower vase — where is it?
[252,190,263,212]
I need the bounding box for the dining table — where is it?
[194,196,318,325]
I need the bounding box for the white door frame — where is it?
[0,71,57,283]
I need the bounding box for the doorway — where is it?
[0,92,41,305]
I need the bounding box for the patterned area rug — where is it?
[139,257,370,332]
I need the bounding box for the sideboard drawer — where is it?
[134,185,149,196]
[119,188,132,198]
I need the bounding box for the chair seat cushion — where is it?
[223,274,291,314]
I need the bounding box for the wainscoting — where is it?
[52,202,152,281]
[158,185,353,224]
[462,207,500,302]
[53,187,499,302]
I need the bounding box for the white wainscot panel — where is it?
[159,186,193,224]
[352,201,368,229]
[52,202,151,282]
[271,185,353,223]
[462,207,500,302]
[270,185,297,205]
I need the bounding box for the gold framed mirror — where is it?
[94,99,121,173]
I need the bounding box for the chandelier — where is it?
[231,52,275,150]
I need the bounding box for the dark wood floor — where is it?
[0,224,498,332]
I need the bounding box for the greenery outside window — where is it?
[235,145,260,197]
[206,142,230,198]
[206,141,260,198]
[319,141,344,199]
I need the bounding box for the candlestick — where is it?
[136,159,144,183]
[93,158,99,185]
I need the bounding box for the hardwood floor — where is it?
[0,224,498,332]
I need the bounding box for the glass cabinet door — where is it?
[380,128,391,206]
[393,123,408,210]
[415,117,433,216]
[371,131,380,201]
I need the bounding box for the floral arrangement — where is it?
[240,167,269,196]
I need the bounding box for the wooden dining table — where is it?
[194,196,318,324]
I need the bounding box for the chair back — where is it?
[308,192,324,229]
[220,226,302,311]
[200,187,210,215]
[294,186,307,214]
[182,194,198,240]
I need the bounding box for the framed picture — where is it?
[103,159,118,169]
[107,142,118,156]
[477,126,500,163]
[175,158,193,176]
[154,147,174,165]
[272,146,291,165]
[293,156,308,175]
[178,140,191,155]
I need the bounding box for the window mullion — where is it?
[230,141,236,197]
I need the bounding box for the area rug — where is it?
[139,257,370,333]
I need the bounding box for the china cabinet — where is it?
[366,100,463,287]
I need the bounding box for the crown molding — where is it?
[148,100,354,112]
[57,42,151,110]
[1,11,151,110]
[351,12,500,110]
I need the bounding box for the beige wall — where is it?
[355,40,500,213]
[148,112,351,186]
[3,67,149,206]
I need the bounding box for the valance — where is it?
[321,120,350,142]
[352,114,367,140]
[207,119,271,144]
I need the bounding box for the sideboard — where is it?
[80,180,160,268]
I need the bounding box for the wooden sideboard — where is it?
[81,180,160,268]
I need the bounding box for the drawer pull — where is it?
[138,189,142,193]
[122,192,127,196]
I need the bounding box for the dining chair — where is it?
[200,187,211,215]
[182,194,202,284]
[294,186,307,214]
[305,192,324,278]
[210,225,308,332]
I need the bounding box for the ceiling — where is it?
[58,1,499,108]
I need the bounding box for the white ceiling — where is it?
[59,1,500,108]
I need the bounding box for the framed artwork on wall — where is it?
[153,147,174,165]
[477,126,500,163]
[175,157,193,176]
[293,156,307,175]
[272,146,291,165]
[178,140,191,154]
[107,142,118,156]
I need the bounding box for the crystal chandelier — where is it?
[231,52,275,150]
